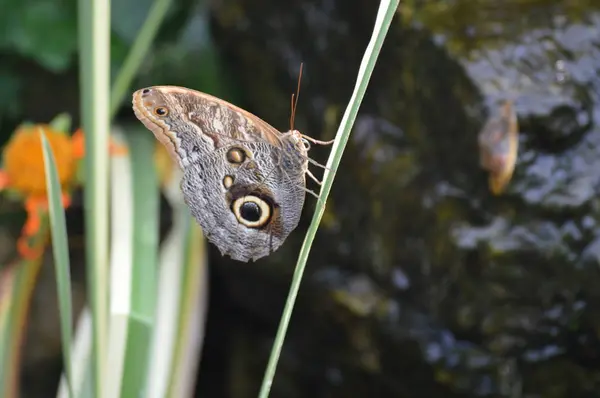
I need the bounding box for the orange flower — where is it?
[0,124,127,260]
[0,125,75,259]
[2,124,75,200]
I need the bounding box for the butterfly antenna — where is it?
[290,93,295,131]
[290,63,304,131]
[291,62,335,147]
[294,63,303,125]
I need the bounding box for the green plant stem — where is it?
[257,1,400,397]
[77,0,111,395]
[109,0,174,120]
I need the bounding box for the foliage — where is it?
[0,0,215,396]
[0,0,230,146]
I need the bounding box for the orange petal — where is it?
[25,196,49,212]
[22,215,40,237]
[17,236,44,260]
[61,193,72,209]
[23,209,41,237]
[23,197,49,236]
[71,129,85,159]
[0,171,9,190]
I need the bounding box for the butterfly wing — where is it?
[179,142,305,261]
[132,86,287,168]
[132,85,307,261]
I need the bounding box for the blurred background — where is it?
[2,0,600,397]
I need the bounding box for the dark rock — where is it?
[198,1,600,397]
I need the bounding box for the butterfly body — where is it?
[132,86,309,262]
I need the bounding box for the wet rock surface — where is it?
[195,1,600,397]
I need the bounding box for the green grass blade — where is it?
[167,220,208,397]
[123,127,159,396]
[144,169,188,397]
[109,0,174,119]
[57,308,93,398]
[77,0,111,394]
[145,216,187,397]
[40,131,74,398]
[0,225,50,397]
[58,0,172,392]
[258,1,400,397]
[0,270,15,396]
[105,130,133,397]
[145,167,209,398]
[106,128,159,397]
[158,171,208,398]
[0,261,40,398]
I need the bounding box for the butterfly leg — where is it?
[302,187,320,199]
[301,134,335,146]
[306,169,323,186]
[308,157,332,172]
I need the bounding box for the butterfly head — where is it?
[133,86,204,168]
[277,129,309,175]
[133,86,205,127]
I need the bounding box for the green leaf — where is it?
[0,70,22,121]
[56,308,94,398]
[145,167,209,398]
[123,128,159,395]
[0,261,43,398]
[166,220,208,397]
[40,129,74,398]
[1,0,78,72]
[109,0,174,119]
[105,128,158,397]
[49,113,73,134]
[111,0,159,44]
